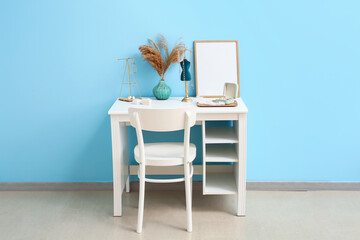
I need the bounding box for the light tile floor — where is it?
[0,190,359,240]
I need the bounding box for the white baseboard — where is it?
[1,181,359,191]
[0,182,113,191]
[1,166,358,191]
[246,181,360,191]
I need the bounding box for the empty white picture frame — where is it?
[194,40,240,97]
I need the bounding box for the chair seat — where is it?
[134,143,196,166]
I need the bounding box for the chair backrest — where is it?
[129,107,196,132]
[129,107,196,164]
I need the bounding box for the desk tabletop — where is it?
[108,97,248,115]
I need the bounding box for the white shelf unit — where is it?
[205,127,238,143]
[204,172,237,195]
[206,144,238,162]
[202,123,239,195]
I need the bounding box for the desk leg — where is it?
[235,114,247,216]
[126,174,130,193]
[111,117,129,217]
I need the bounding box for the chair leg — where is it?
[184,162,192,232]
[137,164,145,233]
[190,162,193,195]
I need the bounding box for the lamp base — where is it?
[182,96,192,102]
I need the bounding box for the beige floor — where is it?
[0,189,359,240]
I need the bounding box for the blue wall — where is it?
[1,0,359,182]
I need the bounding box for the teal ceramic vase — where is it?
[153,78,171,100]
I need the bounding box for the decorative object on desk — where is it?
[196,83,238,107]
[132,98,152,105]
[133,99,141,105]
[118,96,142,102]
[224,82,238,98]
[120,96,135,102]
[180,48,192,102]
[214,82,238,104]
[194,40,240,97]
[153,79,171,100]
[139,34,186,100]
[196,97,238,107]
[141,98,152,105]
[117,58,141,102]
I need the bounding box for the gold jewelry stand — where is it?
[117,58,141,102]
[181,49,192,102]
[182,81,192,102]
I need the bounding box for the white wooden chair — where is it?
[129,107,196,233]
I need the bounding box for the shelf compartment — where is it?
[204,172,237,195]
[205,144,238,162]
[205,127,238,143]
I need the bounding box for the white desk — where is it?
[108,97,248,216]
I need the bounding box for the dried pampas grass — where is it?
[164,40,185,74]
[158,34,169,59]
[139,34,186,78]
[138,45,164,76]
